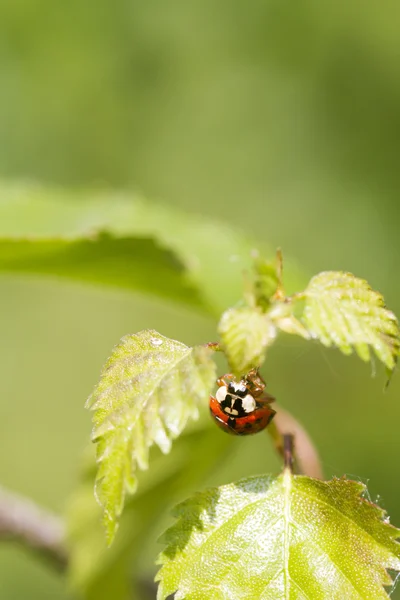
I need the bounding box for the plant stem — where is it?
[267,421,299,474]
[0,486,67,571]
[283,434,295,474]
[267,408,323,479]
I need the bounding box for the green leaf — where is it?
[86,329,216,545]
[218,306,276,375]
[0,236,203,309]
[0,182,263,314]
[67,426,233,600]
[297,271,400,370]
[157,474,400,600]
[252,254,280,310]
[268,301,312,340]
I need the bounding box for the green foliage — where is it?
[0,237,203,308]
[67,427,233,600]
[296,271,400,371]
[157,473,400,600]
[0,182,266,314]
[252,254,281,310]
[3,4,400,598]
[218,306,276,376]
[83,245,400,561]
[86,329,216,545]
[220,263,400,375]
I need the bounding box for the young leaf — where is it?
[296,271,400,370]
[268,301,311,340]
[157,474,400,600]
[252,254,280,310]
[86,329,216,545]
[218,306,276,376]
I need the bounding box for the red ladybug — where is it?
[209,368,276,435]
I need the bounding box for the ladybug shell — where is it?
[209,395,276,436]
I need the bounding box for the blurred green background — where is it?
[1,1,400,598]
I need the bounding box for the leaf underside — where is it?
[298,271,400,371]
[157,474,400,600]
[0,183,264,314]
[0,236,203,308]
[86,329,216,544]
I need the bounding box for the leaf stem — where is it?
[267,422,298,474]
[273,247,285,301]
[267,407,324,479]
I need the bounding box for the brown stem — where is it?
[283,434,295,474]
[0,486,68,571]
[267,406,323,479]
[267,421,300,474]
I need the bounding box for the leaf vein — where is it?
[290,521,364,599]
[296,487,393,562]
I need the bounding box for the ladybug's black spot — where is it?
[245,422,253,429]
[236,388,247,399]
[227,383,247,398]
[221,394,253,418]
[220,394,233,413]
[220,393,256,419]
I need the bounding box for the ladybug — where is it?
[209,368,276,435]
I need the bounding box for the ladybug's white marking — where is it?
[242,394,256,413]
[216,386,227,402]
[230,382,247,394]
[224,407,239,416]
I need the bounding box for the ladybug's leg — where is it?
[216,374,235,388]
[245,369,266,397]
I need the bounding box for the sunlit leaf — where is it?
[218,306,276,375]
[293,271,400,371]
[268,301,311,340]
[157,474,400,600]
[86,329,216,544]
